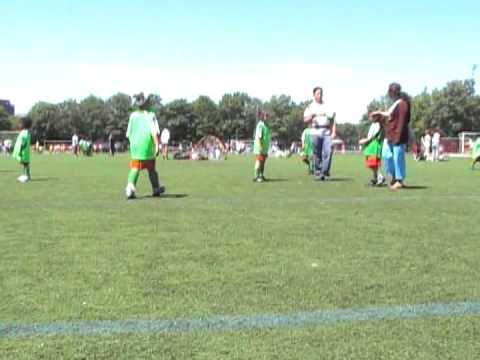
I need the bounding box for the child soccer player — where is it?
[253,111,271,182]
[359,115,385,186]
[471,137,480,170]
[12,116,32,183]
[125,93,165,199]
[301,124,314,174]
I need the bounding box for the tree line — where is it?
[1,79,479,147]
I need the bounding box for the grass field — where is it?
[1,153,479,359]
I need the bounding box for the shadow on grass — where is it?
[265,178,289,183]
[138,193,188,200]
[403,185,429,190]
[322,177,353,182]
[30,177,59,182]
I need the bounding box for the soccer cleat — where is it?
[125,183,136,199]
[376,174,386,186]
[17,175,29,183]
[256,177,264,183]
[367,179,377,187]
[152,185,166,197]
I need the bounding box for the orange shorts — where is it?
[256,154,267,161]
[365,156,381,169]
[129,159,156,170]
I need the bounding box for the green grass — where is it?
[1,153,480,359]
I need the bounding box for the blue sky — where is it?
[2,0,479,122]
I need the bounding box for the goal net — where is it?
[459,132,480,156]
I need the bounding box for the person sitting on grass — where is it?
[301,123,314,175]
[12,116,32,183]
[125,93,165,199]
[471,137,480,170]
[253,110,271,182]
[359,114,386,186]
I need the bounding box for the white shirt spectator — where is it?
[432,131,440,146]
[303,101,335,135]
[160,128,170,145]
[72,134,79,146]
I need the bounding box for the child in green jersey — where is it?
[301,124,314,174]
[125,93,165,199]
[359,115,386,186]
[253,111,271,182]
[12,117,32,183]
[471,138,480,170]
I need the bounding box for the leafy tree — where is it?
[163,99,195,143]
[192,95,219,139]
[106,93,132,138]
[79,95,108,140]
[28,102,61,141]
[0,106,11,130]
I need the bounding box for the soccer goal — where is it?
[459,132,480,156]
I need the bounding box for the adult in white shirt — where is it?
[422,131,432,161]
[72,132,79,156]
[160,128,170,160]
[431,130,441,162]
[303,86,336,180]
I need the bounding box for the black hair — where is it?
[133,92,151,110]
[20,116,32,130]
[313,86,323,95]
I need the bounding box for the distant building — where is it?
[0,99,15,115]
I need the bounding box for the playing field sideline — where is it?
[1,154,479,359]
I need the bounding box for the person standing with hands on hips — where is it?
[303,87,336,180]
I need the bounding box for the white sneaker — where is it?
[377,174,386,186]
[17,175,29,183]
[125,183,136,199]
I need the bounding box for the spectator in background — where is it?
[160,127,170,160]
[432,129,441,162]
[72,132,79,156]
[108,132,115,157]
[422,131,431,161]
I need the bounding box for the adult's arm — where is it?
[330,113,336,138]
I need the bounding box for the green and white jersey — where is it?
[301,128,313,157]
[126,110,160,160]
[363,122,383,157]
[12,129,31,163]
[472,138,480,159]
[253,121,270,155]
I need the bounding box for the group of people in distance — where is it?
[10,82,412,193]
[419,129,442,162]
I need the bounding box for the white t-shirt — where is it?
[432,132,440,146]
[423,134,431,146]
[367,122,381,140]
[304,101,335,135]
[72,134,79,146]
[160,128,170,144]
